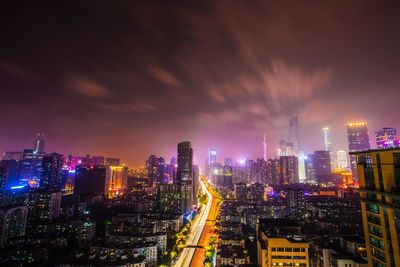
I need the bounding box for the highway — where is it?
[174,177,213,267]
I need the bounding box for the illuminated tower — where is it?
[375,127,399,149]
[322,126,334,169]
[208,148,217,165]
[33,133,45,154]
[289,116,299,154]
[177,142,193,185]
[177,141,194,212]
[263,133,268,160]
[322,127,332,152]
[40,153,63,190]
[336,150,349,170]
[347,122,370,179]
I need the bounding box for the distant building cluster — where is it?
[0,135,199,266]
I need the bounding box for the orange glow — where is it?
[348,122,366,127]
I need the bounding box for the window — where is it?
[394,153,400,191]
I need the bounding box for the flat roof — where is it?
[349,147,400,155]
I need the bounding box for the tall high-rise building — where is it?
[177,142,193,185]
[278,140,295,157]
[289,116,299,154]
[347,122,371,179]
[108,166,128,196]
[304,154,316,184]
[146,155,167,186]
[322,127,332,152]
[297,152,306,183]
[74,165,110,196]
[280,156,299,184]
[313,150,332,177]
[351,148,400,266]
[40,153,63,189]
[322,126,335,169]
[177,141,194,212]
[208,148,217,165]
[336,150,349,170]
[263,134,268,160]
[18,149,44,186]
[0,206,28,246]
[33,133,45,154]
[375,127,399,149]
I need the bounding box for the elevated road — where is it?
[174,177,213,267]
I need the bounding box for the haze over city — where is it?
[1,1,400,166]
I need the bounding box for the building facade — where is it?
[351,148,400,266]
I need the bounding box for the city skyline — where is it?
[1,2,400,166]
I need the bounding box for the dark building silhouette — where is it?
[40,153,63,189]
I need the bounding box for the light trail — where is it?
[174,177,213,267]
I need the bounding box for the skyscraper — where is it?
[375,127,399,149]
[289,116,299,154]
[351,148,400,266]
[280,156,299,184]
[18,149,44,186]
[304,154,316,184]
[322,127,332,152]
[177,142,193,185]
[336,150,349,170]
[347,122,371,179]
[297,152,306,183]
[40,153,63,189]
[322,126,335,169]
[313,150,332,176]
[208,148,217,165]
[177,141,194,212]
[263,133,268,160]
[33,133,45,154]
[74,165,110,196]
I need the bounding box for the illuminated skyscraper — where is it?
[297,151,306,183]
[280,156,299,184]
[347,122,370,179]
[375,127,399,149]
[177,141,194,212]
[177,141,193,185]
[107,166,128,196]
[336,150,349,170]
[18,149,44,186]
[351,148,400,266]
[40,153,63,190]
[314,150,331,177]
[322,126,335,169]
[304,154,316,184]
[289,116,299,153]
[208,148,217,165]
[263,133,268,160]
[322,127,332,152]
[33,133,45,154]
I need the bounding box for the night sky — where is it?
[1,1,400,166]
